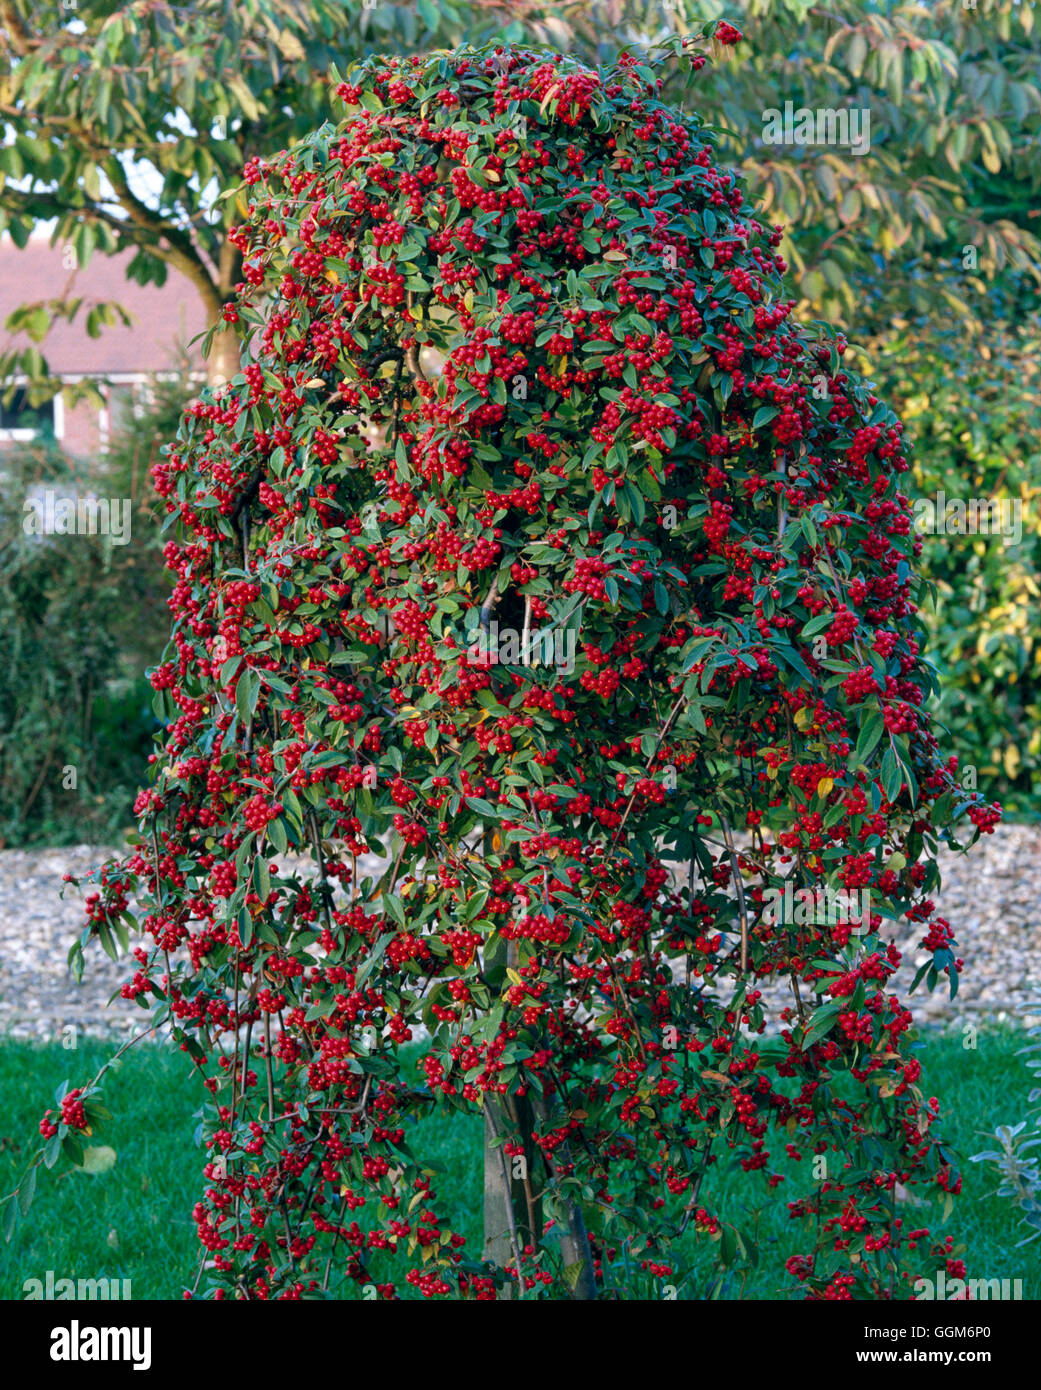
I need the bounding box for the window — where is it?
[0,387,57,441]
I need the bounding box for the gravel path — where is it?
[1,825,1038,1041]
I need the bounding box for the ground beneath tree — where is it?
[0,824,1037,1042]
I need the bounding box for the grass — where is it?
[1,1027,1038,1299]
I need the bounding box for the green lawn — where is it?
[1,1027,1038,1299]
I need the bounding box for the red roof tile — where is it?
[0,236,209,375]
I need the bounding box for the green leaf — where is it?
[17,1164,37,1216]
[852,710,886,766]
[237,903,253,949]
[356,931,395,987]
[880,746,903,802]
[802,1002,842,1049]
[383,893,406,928]
[267,817,288,855]
[24,306,50,342]
[253,857,271,901]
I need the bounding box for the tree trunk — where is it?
[207,323,242,387]
[557,1205,597,1299]
[203,239,244,387]
[482,1091,597,1300]
[531,1096,597,1300]
[481,927,596,1299]
[482,1096,531,1299]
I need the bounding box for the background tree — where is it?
[887,308,1041,814]
[0,0,451,387]
[663,0,1041,336]
[0,0,695,391]
[3,1,1039,395]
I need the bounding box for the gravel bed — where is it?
[1,825,1037,1042]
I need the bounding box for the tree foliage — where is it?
[879,307,1041,815]
[674,0,1041,335]
[2,1,1039,389]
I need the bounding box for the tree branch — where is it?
[0,0,37,57]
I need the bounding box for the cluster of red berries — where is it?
[40,1088,88,1140]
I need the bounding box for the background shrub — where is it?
[873,306,1041,817]
[0,382,184,845]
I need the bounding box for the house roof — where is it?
[0,236,209,376]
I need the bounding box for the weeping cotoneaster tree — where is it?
[16,32,1000,1300]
